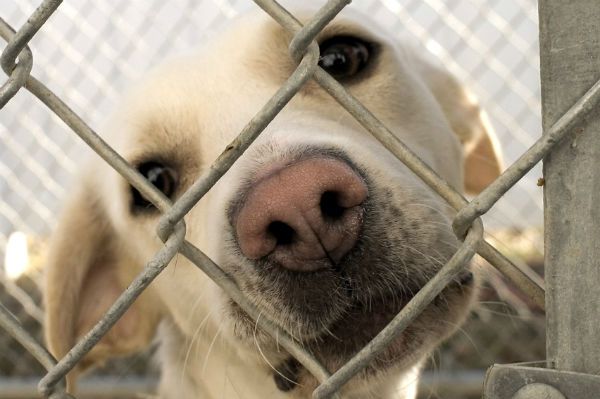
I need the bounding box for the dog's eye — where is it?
[131,161,178,211]
[318,36,370,79]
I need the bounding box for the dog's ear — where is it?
[414,55,503,194]
[44,178,161,390]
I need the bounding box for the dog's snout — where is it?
[235,157,368,271]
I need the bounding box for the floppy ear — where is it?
[412,54,503,194]
[44,178,162,391]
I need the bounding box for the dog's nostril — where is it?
[320,191,345,220]
[267,221,296,246]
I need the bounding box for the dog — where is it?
[44,9,502,399]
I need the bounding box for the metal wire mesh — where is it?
[0,0,543,252]
[0,0,578,397]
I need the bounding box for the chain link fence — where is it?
[0,0,557,398]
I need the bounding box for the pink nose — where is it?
[235,157,368,272]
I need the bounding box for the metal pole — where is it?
[540,0,600,375]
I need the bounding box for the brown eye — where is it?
[131,161,177,211]
[318,36,371,79]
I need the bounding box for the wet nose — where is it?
[235,157,368,272]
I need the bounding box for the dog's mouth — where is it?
[226,266,475,372]
[313,270,475,350]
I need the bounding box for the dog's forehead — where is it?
[111,13,403,155]
[226,9,393,53]
[107,10,457,175]
[231,11,395,77]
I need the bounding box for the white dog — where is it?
[44,9,501,399]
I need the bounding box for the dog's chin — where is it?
[224,269,476,377]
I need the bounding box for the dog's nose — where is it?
[235,157,368,272]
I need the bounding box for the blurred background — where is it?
[0,0,544,398]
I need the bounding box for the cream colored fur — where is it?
[45,10,502,399]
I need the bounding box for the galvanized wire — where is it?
[37,223,186,396]
[0,0,586,398]
[313,221,484,398]
[453,76,600,238]
[0,304,55,372]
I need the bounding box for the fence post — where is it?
[540,0,600,374]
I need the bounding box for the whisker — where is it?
[181,309,214,386]
[202,321,224,375]
[253,312,304,388]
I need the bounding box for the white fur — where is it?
[44,10,502,399]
